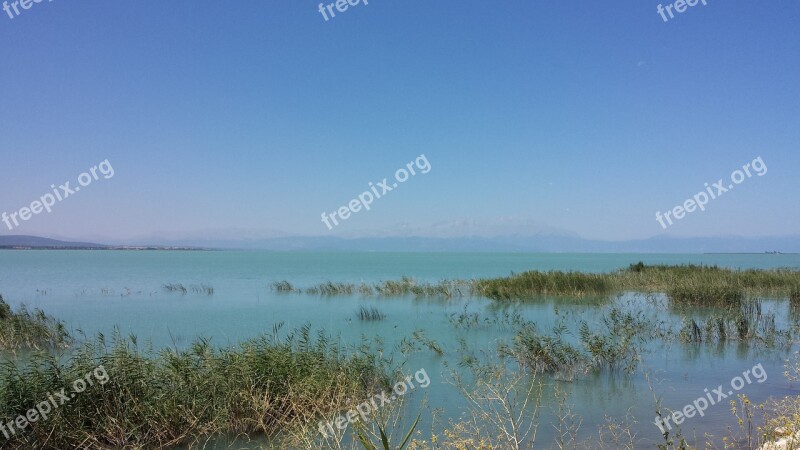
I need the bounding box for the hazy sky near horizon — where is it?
[0,0,798,242]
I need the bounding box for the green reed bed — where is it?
[272,265,800,306]
[666,284,745,307]
[617,263,800,298]
[474,270,613,299]
[0,295,71,351]
[478,263,800,304]
[0,326,390,450]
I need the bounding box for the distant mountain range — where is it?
[1,234,799,253]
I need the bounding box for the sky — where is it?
[0,0,798,242]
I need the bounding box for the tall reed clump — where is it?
[578,308,653,373]
[0,325,391,450]
[503,308,655,377]
[358,306,386,321]
[501,322,589,378]
[475,270,613,300]
[679,300,786,344]
[0,295,71,351]
[791,288,800,304]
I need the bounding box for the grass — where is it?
[162,283,187,294]
[358,306,386,321]
[502,307,657,377]
[272,280,296,292]
[0,295,71,351]
[281,277,472,298]
[501,322,588,378]
[666,284,745,307]
[306,281,355,296]
[279,264,800,305]
[190,284,214,295]
[474,271,612,299]
[0,324,391,449]
[678,299,788,344]
[476,263,800,305]
[163,283,214,296]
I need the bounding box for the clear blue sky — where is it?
[0,0,798,241]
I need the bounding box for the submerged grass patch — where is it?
[163,283,214,296]
[278,277,472,299]
[0,295,71,351]
[0,325,391,450]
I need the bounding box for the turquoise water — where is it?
[1,251,799,448]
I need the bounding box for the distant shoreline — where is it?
[0,246,211,251]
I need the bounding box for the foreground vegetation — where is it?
[0,295,71,351]
[0,325,390,449]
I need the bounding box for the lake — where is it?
[1,251,799,449]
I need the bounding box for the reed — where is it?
[475,270,613,299]
[287,278,471,298]
[678,299,787,344]
[358,306,386,321]
[0,295,71,351]
[477,263,800,304]
[578,308,652,373]
[190,284,214,295]
[0,325,390,450]
[272,280,296,292]
[306,281,355,295]
[666,284,745,307]
[277,265,800,303]
[502,323,589,378]
[162,283,188,294]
